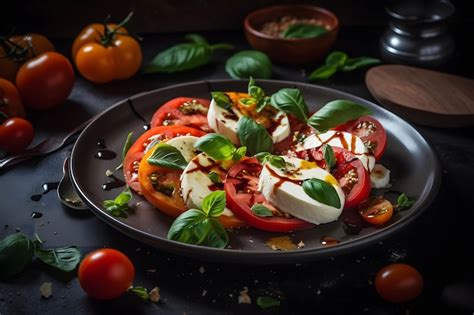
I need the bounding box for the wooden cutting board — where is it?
[366,65,474,127]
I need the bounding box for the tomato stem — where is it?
[100,11,136,47]
[0,35,29,62]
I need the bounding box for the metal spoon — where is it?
[57,157,88,210]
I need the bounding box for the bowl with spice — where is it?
[244,5,339,64]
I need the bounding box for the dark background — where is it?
[1,1,474,314]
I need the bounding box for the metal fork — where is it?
[0,118,92,170]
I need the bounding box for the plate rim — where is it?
[70,79,442,264]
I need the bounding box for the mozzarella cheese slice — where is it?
[207,99,290,145]
[370,164,391,188]
[258,156,345,225]
[165,136,199,162]
[296,130,376,172]
[180,152,234,216]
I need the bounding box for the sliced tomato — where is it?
[333,116,387,160]
[124,126,206,192]
[298,147,371,209]
[224,158,314,232]
[359,197,393,225]
[274,114,313,155]
[151,97,211,132]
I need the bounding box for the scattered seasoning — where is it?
[202,290,207,296]
[259,16,328,38]
[199,266,205,274]
[266,236,297,251]
[149,287,161,303]
[105,169,114,177]
[146,269,157,274]
[238,287,251,304]
[39,282,52,299]
[297,240,305,248]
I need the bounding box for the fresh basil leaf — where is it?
[233,146,247,161]
[270,88,309,123]
[282,24,327,39]
[257,296,280,309]
[201,190,226,217]
[248,78,265,101]
[256,96,270,113]
[102,187,132,217]
[206,218,229,248]
[325,51,348,68]
[251,204,273,217]
[397,193,416,210]
[116,131,134,170]
[129,286,151,300]
[194,133,236,161]
[0,233,34,280]
[184,33,208,45]
[255,152,285,169]
[303,178,341,208]
[168,209,207,243]
[208,171,222,184]
[211,92,232,110]
[308,100,372,133]
[147,143,187,170]
[308,65,338,81]
[322,144,336,169]
[237,116,273,156]
[341,57,381,72]
[225,50,272,79]
[192,218,212,244]
[35,246,81,272]
[145,43,212,73]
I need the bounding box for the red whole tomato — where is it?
[151,97,211,132]
[333,116,387,160]
[298,146,371,209]
[0,118,34,153]
[0,78,25,118]
[224,158,314,232]
[375,263,423,303]
[78,248,135,300]
[16,52,75,111]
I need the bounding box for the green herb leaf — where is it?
[129,286,150,300]
[251,204,273,217]
[184,33,208,45]
[302,178,341,208]
[0,233,34,280]
[194,133,236,161]
[308,100,372,133]
[325,51,348,68]
[233,146,247,161]
[206,218,229,248]
[270,88,309,123]
[201,190,226,217]
[308,65,338,81]
[257,296,280,309]
[322,144,336,170]
[102,187,132,217]
[255,152,286,169]
[35,246,81,272]
[147,143,188,170]
[248,77,265,101]
[396,193,416,210]
[237,116,273,155]
[341,57,381,72]
[208,171,221,184]
[211,92,232,110]
[116,131,134,170]
[225,50,272,79]
[282,24,327,39]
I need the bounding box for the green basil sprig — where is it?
[211,92,232,110]
[168,191,229,248]
[208,171,222,184]
[116,131,134,170]
[145,34,233,74]
[322,144,336,170]
[195,133,246,161]
[251,204,273,217]
[102,187,132,217]
[237,116,273,156]
[302,178,341,208]
[35,246,81,273]
[147,143,188,170]
[309,51,381,81]
[396,193,416,210]
[270,88,309,123]
[282,24,328,39]
[225,50,272,79]
[255,152,285,169]
[257,296,280,309]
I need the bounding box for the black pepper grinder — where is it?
[380,0,455,67]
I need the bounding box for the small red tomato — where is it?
[375,263,423,303]
[359,197,394,226]
[0,118,34,154]
[78,248,135,300]
[16,52,75,111]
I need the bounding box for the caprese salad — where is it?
[106,79,409,249]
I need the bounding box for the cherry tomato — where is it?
[224,158,314,232]
[0,33,55,82]
[78,248,135,300]
[375,263,423,303]
[359,197,393,225]
[16,52,74,111]
[0,118,34,154]
[0,78,25,118]
[73,14,142,84]
[334,116,387,160]
[151,97,211,132]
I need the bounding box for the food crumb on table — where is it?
[238,287,251,304]
[39,282,52,299]
[150,287,161,303]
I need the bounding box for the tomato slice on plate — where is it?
[274,115,313,155]
[224,158,314,232]
[359,197,394,225]
[151,97,211,132]
[124,126,206,192]
[333,116,387,160]
[298,147,371,209]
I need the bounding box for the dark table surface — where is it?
[1,26,474,315]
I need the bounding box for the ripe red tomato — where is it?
[359,197,393,225]
[78,248,135,300]
[0,118,34,153]
[375,263,423,303]
[16,52,75,111]
[0,78,25,118]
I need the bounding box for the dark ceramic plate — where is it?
[70,80,441,264]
